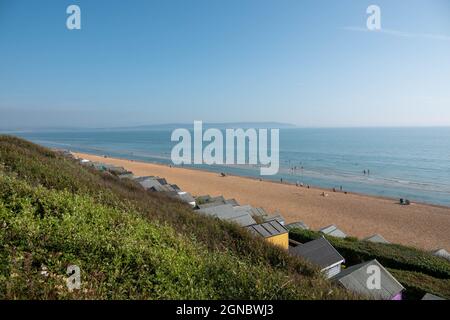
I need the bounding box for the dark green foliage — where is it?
[389,269,450,300]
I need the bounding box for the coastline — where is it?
[73,152,450,251]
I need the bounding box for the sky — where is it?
[1,0,450,129]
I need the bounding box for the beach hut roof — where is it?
[118,173,134,179]
[134,176,157,181]
[134,176,165,190]
[331,259,405,300]
[161,190,179,197]
[106,166,131,175]
[197,196,233,209]
[319,225,347,238]
[151,184,177,193]
[229,214,258,228]
[245,220,288,239]
[197,201,226,210]
[198,204,256,227]
[431,248,450,261]
[289,237,344,270]
[248,207,269,218]
[363,234,390,244]
[196,195,211,202]
[156,178,168,185]
[211,195,226,201]
[285,221,309,231]
[263,213,285,226]
[422,293,446,300]
[90,162,107,170]
[224,198,240,206]
[176,192,196,205]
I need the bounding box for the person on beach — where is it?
[340,185,343,191]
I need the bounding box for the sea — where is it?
[8,127,450,207]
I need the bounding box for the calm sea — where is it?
[10,127,450,207]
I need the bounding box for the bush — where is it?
[389,269,450,300]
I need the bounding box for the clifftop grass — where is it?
[0,136,356,299]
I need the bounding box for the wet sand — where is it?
[74,152,450,251]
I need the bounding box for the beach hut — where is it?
[87,162,104,171]
[196,196,229,209]
[263,213,286,226]
[319,225,347,238]
[245,220,289,250]
[422,293,445,300]
[197,201,226,210]
[431,248,450,262]
[151,184,178,193]
[156,178,168,185]
[176,191,196,207]
[59,150,75,159]
[363,234,390,244]
[248,207,269,218]
[331,259,405,300]
[239,206,286,226]
[134,176,163,190]
[118,173,135,180]
[198,204,257,227]
[102,164,131,176]
[196,195,212,203]
[224,198,239,206]
[285,221,309,231]
[289,236,345,279]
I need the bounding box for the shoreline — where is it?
[73,152,450,251]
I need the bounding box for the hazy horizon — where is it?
[3,122,450,133]
[1,0,450,128]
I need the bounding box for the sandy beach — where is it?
[74,152,450,251]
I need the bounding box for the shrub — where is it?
[389,269,450,300]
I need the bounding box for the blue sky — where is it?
[1,0,450,129]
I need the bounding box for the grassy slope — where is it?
[289,229,450,299]
[0,136,357,300]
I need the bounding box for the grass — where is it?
[389,269,450,300]
[289,228,450,299]
[0,135,358,300]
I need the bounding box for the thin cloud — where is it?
[343,26,450,41]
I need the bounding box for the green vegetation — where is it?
[289,229,450,299]
[0,136,357,299]
[389,269,450,300]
